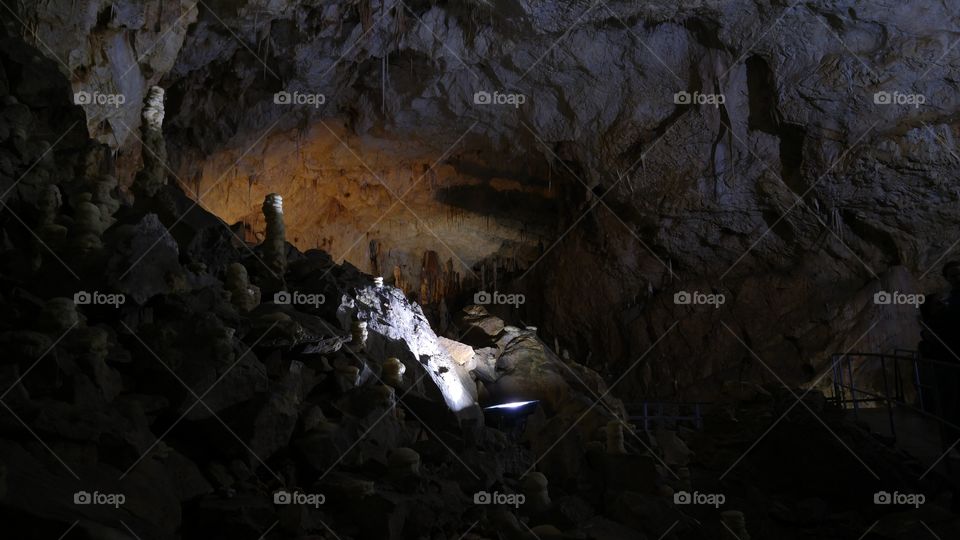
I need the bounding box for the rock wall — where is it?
[17,0,960,397]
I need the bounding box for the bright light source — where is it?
[484,400,538,411]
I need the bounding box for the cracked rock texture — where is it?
[15,0,960,397]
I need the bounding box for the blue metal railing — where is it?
[830,350,960,443]
[625,401,707,431]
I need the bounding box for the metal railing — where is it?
[830,350,960,443]
[625,401,707,431]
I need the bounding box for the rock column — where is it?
[133,86,168,198]
[262,193,286,279]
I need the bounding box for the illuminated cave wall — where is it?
[181,122,556,303]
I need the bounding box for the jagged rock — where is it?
[106,214,182,304]
[457,305,505,347]
[339,285,478,415]
[439,336,476,371]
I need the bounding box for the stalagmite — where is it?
[133,86,168,198]
[521,472,551,512]
[351,320,368,350]
[382,357,405,387]
[71,193,106,252]
[262,193,287,279]
[225,263,261,313]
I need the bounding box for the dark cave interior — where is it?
[1,1,960,539]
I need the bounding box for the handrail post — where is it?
[881,355,896,442]
[847,355,859,420]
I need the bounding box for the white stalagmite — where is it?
[262,193,287,278]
